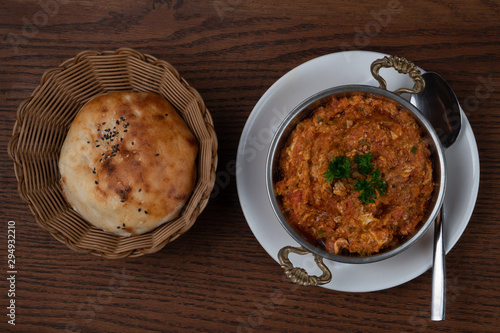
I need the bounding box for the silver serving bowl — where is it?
[265,56,446,286]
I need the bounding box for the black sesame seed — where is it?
[155,153,160,156]
[139,189,142,192]
[120,138,123,142]
[102,122,106,125]
[138,208,141,212]
[122,223,125,227]
[121,200,124,203]
[116,120,119,125]
[95,181,98,185]
[131,142,134,145]
[144,211,148,214]
[87,141,90,144]
[165,114,168,117]
[117,226,120,229]
[97,129,100,132]
[124,130,128,132]
[96,145,100,148]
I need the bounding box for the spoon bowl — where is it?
[411,72,462,149]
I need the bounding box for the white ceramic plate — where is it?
[236,51,480,292]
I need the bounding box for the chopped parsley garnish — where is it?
[354,168,387,204]
[354,153,374,175]
[369,169,387,196]
[324,156,351,183]
[325,154,387,205]
[355,179,374,203]
[410,146,418,154]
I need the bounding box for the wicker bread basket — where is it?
[8,48,218,258]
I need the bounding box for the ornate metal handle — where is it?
[370,55,425,95]
[278,246,332,286]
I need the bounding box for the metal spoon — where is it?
[411,72,462,321]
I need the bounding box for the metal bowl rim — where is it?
[265,84,447,264]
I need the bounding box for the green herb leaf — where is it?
[354,153,374,175]
[355,179,377,204]
[325,154,387,205]
[324,156,351,183]
[370,168,387,196]
[317,230,325,237]
[410,146,418,154]
[354,168,387,204]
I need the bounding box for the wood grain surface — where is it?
[1,0,499,332]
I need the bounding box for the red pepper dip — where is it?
[275,94,434,256]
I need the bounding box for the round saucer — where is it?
[236,51,480,292]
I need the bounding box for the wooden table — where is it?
[1,0,499,332]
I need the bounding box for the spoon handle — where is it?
[431,210,446,321]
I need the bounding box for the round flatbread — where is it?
[59,91,198,236]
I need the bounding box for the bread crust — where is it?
[59,91,198,236]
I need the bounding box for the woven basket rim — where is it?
[8,48,218,258]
